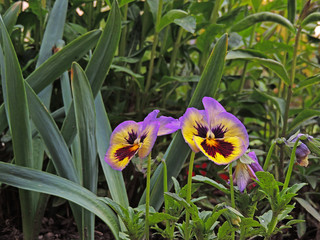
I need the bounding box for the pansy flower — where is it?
[180,97,249,165]
[233,151,263,192]
[105,110,179,171]
[287,133,313,167]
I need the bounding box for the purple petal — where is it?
[233,162,256,192]
[143,109,160,123]
[157,116,180,136]
[138,121,160,158]
[248,151,264,172]
[202,97,226,127]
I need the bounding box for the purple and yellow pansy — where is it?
[105,110,179,171]
[179,97,249,165]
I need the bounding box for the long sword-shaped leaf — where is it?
[61,0,121,145]
[95,92,129,207]
[0,30,101,131]
[231,12,295,33]
[140,34,228,210]
[0,162,120,240]
[3,1,21,34]
[0,16,34,240]
[71,62,98,239]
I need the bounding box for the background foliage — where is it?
[0,0,319,239]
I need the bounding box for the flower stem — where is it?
[263,140,276,171]
[185,151,195,240]
[145,154,152,240]
[283,138,299,190]
[229,163,235,240]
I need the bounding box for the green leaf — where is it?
[3,1,22,34]
[192,175,230,194]
[149,212,178,225]
[71,62,98,239]
[27,30,101,94]
[156,9,188,32]
[95,93,129,208]
[301,12,320,27]
[226,50,290,85]
[257,210,273,231]
[288,109,320,133]
[174,16,196,34]
[294,74,320,91]
[196,23,225,52]
[287,0,296,23]
[119,0,136,7]
[0,14,34,239]
[0,162,120,240]
[295,197,320,222]
[140,34,228,210]
[85,0,121,97]
[164,192,199,218]
[230,12,295,33]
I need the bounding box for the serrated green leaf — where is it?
[0,162,120,240]
[231,12,295,33]
[140,34,228,210]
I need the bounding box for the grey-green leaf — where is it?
[231,12,295,33]
[156,9,188,32]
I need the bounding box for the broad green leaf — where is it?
[230,12,295,33]
[294,74,320,91]
[226,50,290,85]
[295,197,320,222]
[174,16,196,34]
[0,15,34,240]
[197,23,225,52]
[119,0,136,7]
[288,109,320,133]
[140,34,228,210]
[3,1,22,34]
[0,162,120,240]
[164,192,199,218]
[257,210,273,231]
[147,0,159,23]
[95,93,129,208]
[71,62,98,239]
[192,175,230,194]
[301,12,320,27]
[156,9,188,32]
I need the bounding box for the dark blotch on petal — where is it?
[212,124,227,138]
[140,133,147,143]
[126,130,138,144]
[195,122,208,138]
[115,145,137,161]
[201,139,234,158]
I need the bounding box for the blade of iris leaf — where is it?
[226,50,290,86]
[24,81,85,237]
[0,16,35,240]
[71,62,98,240]
[3,1,22,35]
[139,34,228,210]
[230,12,295,33]
[0,162,120,240]
[32,0,69,237]
[0,30,101,132]
[95,92,129,208]
[61,1,128,210]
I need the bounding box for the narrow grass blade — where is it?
[0,162,120,240]
[71,62,98,239]
[231,12,295,33]
[0,15,34,240]
[140,34,228,210]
